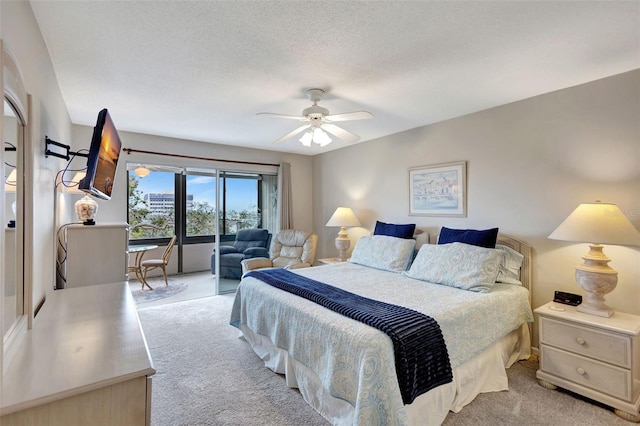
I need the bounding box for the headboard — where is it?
[497,234,532,305]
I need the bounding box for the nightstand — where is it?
[535,301,640,422]
[317,258,344,265]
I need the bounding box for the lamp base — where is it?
[334,227,351,262]
[75,194,98,225]
[576,270,616,317]
[577,304,614,318]
[574,244,617,318]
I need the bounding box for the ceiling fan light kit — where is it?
[258,88,373,147]
[299,127,332,147]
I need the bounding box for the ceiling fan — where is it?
[257,89,373,147]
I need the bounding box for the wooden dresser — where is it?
[535,301,640,422]
[1,282,155,425]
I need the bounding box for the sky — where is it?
[133,171,256,211]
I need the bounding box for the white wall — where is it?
[2,1,72,312]
[313,70,640,346]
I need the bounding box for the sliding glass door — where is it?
[127,164,276,295]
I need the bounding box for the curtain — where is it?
[277,162,292,231]
[261,174,278,234]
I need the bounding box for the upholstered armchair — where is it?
[211,228,272,279]
[241,229,318,276]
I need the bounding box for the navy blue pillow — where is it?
[437,226,499,248]
[373,221,416,239]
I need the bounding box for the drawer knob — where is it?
[576,367,586,375]
[576,337,585,345]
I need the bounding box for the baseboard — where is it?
[531,346,539,357]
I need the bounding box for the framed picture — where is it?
[409,161,467,217]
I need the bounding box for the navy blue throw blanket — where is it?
[245,268,453,404]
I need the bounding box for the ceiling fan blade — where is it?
[321,123,361,143]
[257,112,307,121]
[273,124,311,144]
[324,111,373,122]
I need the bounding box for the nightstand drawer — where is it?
[540,317,631,368]
[541,345,633,401]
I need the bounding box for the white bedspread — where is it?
[230,262,533,425]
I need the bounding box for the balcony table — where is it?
[129,244,158,289]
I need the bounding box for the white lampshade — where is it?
[548,201,640,246]
[299,128,333,147]
[326,207,361,228]
[4,168,17,192]
[299,131,313,147]
[548,201,640,317]
[313,128,332,147]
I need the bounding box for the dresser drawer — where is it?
[540,345,633,402]
[540,317,631,368]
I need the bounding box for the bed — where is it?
[230,232,534,426]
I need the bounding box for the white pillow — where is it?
[349,235,416,272]
[404,242,501,293]
[495,244,524,285]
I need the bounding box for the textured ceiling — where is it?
[30,1,640,155]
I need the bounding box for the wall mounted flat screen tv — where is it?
[79,108,122,200]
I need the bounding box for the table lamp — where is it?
[75,194,98,225]
[55,171,98,225]
[548,201,640,317]
[326,207,361,261]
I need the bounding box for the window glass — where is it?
[222,175,260,235]
[128,171,175,239]
[186,174,216,237]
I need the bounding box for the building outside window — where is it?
[144,191,193,217]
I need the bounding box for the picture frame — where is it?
[409,161,467,217]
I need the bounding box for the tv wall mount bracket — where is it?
[45,136,88,161]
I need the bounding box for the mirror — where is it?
[3,99,24,337]
[3,42,29,349]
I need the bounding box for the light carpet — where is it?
[137,295,629,426]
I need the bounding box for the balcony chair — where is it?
[211,228,272,279]
[241,229,317,276]
[140,235,177,288]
